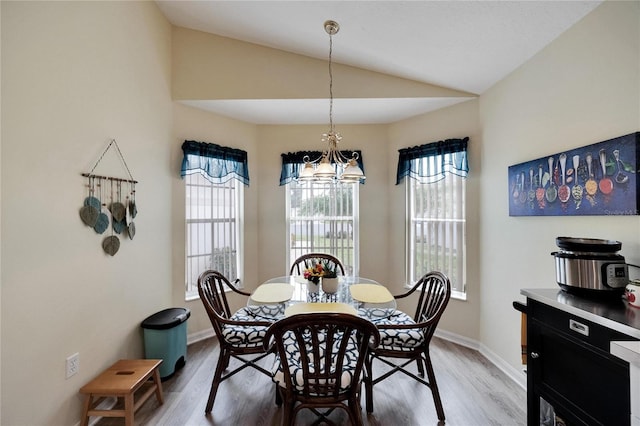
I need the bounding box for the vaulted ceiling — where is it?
[156,1,602,124]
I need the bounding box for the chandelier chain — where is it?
[328,31,334,134]
[297,20,365,183]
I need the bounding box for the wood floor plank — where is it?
[91,336,526,426]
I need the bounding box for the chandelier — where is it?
[298,20,366,183]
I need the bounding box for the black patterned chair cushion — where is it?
[221,307,273,347]
[372,310,425,351]
[357,307,398,322]
[246,304,286,320]
[271,330,360,394]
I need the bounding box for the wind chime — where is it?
[79,139,138,256]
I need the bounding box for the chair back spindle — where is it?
[413,272,451,341]
[290,253,345,276]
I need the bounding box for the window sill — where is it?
[402,284,467,302]
[451,290,467,301]
[185,283,244,303]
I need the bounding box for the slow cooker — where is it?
[551,237,629,296]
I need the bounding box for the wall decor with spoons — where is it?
[508,132,638,216]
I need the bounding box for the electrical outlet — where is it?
[66,353,79,379]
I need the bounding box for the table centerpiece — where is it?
[304,261,338,294]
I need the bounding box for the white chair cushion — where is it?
[271,330,359,394]
[221,307,270,347]
[373,310,425,351]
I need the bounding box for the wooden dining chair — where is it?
[264,312,380,426]
[364,271,451,421]
[197,270,274,413]
[289,253,345,276]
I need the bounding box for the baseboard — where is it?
[187,328,215,345]
[478,342,527,390]
[434,329,480,351]
[82,397,118,426]
[186,326,527,391]
[434,329,527,391]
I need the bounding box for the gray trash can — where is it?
[141,307,190,380]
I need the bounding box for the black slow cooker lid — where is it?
[556,237,622,253]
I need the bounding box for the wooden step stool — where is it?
[79,359,164,426]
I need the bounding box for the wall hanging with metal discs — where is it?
[79,139,138,256]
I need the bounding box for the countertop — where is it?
[520,288,640,339]
[611,341,640,365]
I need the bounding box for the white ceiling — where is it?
[156,0,603,125]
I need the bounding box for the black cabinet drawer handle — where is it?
[569,319,590,336]
[530,352,539,359]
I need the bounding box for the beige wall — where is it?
[1,0,639,424]
[388,99,482,343]
[172,26,474,101]
[0,0,3,411]
[171,102,260,338]
[255,124,392,285]
[1,2,173,425]
[479,0,640,383]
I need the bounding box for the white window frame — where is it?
[286,180,359,276]
[406,172,466,299]
[185,173,243,300]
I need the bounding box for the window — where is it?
[280,150,365,276]
[408,173,466,295]
[286,180,359,276]
[398,137,468,297]
[181,140,248,300]
[184,174,242,299]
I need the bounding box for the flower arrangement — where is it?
[303,260,337,283]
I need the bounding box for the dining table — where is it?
[246,275,397,323]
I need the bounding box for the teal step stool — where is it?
[141,308,190,380]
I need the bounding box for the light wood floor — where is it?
[92,336,526,426]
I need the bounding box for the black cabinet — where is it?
[527,300,637,425]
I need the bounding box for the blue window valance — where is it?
[279,150,365,186]
[396,137,469,185]
[181,140,249,186]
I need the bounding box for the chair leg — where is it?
[350,396,365,426]
[364,356,374,414]
[205,349,230,413]
[275,384,283,406]
[416,356,425,378]
[283,400,295,426]
[222,350,231,370]
[424,352,445,421]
